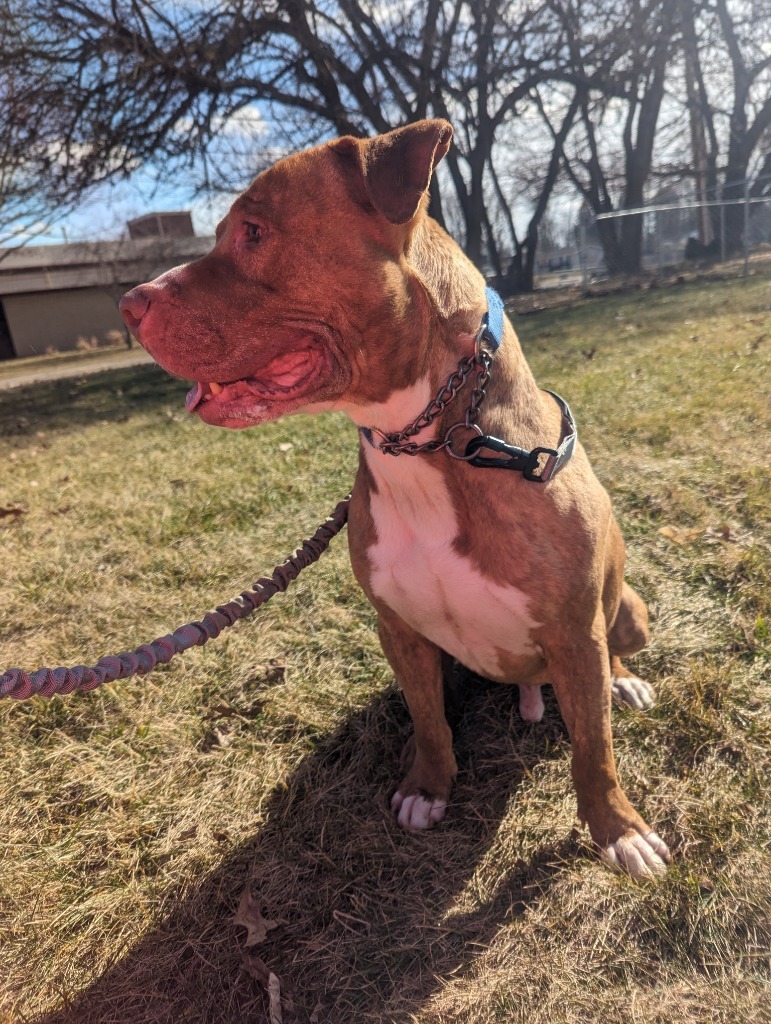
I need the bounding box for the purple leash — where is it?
[1,496,350,700]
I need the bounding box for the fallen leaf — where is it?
[240,949,270,986]
[233,888,278,947]
[213,726,234,748]
[246,660,287,687]
[278,442,294,452]
[704,524,753,547]
[0,506,25,519]
[207,702,240,718]
[658,525,702,546]
[239,954,286,1023]
[268,973,283,1023]
[200,725,235,751]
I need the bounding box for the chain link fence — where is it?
[534,177,771,289]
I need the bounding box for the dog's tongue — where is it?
[186,381,205,412]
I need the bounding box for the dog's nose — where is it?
[119,287,150,337]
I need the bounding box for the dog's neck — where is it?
[345,217,546,451]
[356,235,540,432]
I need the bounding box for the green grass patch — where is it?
[1,268,769,1023]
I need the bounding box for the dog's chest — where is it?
[364,454,539,678]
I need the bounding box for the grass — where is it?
[0,265,769,1023]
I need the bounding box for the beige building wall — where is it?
[3,288,129,358]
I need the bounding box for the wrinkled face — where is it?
[119,147,410,429]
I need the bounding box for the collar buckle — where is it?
[464,434,560,482]
[524,447,560,482]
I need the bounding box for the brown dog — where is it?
[120,120,670,878]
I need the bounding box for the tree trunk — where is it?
[464,145,487,268]
[596,219,625,276]
[721,119,750,253]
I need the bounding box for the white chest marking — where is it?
[361,388,539,678]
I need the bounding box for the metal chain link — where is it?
[369,334,494,460]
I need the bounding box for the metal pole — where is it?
[743,179,750,277]
[656,211,662,270]
[720,202,726,264]
[580,222,588,290]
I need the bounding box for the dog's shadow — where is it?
[32,678,576,1023]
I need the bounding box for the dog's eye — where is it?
[244,222,263,243]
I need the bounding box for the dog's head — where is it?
[120,120,453,428]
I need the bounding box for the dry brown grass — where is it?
[1,266,769,1023]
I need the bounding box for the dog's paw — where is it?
[611,673,655,710]
[518,684,545,722]
[391,791,447,830]
[600,830,671,878]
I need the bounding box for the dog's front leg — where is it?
[543,617,671,878]
[377,608,457,830]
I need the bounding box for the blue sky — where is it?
[31,171,229,247]
[22,105,276,248]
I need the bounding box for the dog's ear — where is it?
[332,119,453,224]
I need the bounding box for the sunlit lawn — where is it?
[1,265,769,1023]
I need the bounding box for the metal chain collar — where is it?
[367,330,494,461]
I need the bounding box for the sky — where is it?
[14,100,591,256]
[19,105,275,248]
[28,172,228,247]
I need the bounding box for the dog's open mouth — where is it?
[185,341,326,426]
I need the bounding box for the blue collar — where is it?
[481,286,505,351]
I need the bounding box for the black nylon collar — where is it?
[463,389,577,483]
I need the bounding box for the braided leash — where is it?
[0,496,350,700]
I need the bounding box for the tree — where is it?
[549,0,677,275]
[1,0,580,288]
[0,1,80,252]
[7,0,764,286]
[678,0,771,252]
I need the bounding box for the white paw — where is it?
[601,831,671,878]
[391,791,447,830]
[612,674,655,710]
[518,684,545,722]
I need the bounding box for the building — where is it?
[0,213,212,359]
[127,211,196,240]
